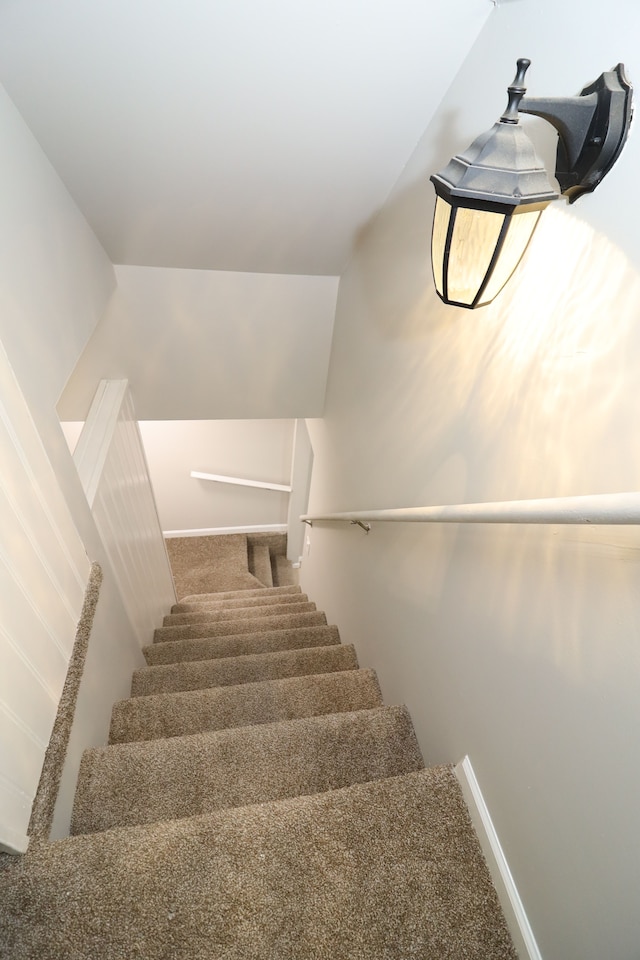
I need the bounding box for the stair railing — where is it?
[301,491,640,528]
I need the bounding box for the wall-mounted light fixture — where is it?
[430,59,633,309]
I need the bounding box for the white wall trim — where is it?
[455,756,543,960]
[164,524,288,539]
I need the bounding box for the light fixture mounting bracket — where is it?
[519,63,633,203]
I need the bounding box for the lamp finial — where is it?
[501,58,531,124]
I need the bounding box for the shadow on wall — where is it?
[318,173,640,686]
[305,34,640,960]
[330,195,640,514]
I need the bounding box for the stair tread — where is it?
[132,643,359,697]
[163,594,310,623]
[144,624,341,667]
[72,705,424,834]
[153,610,327,643]
[165,533,263,598]
[177,584,301,605]
[162,600,315,627]
[1,768,517,960]
[110,668,383,743]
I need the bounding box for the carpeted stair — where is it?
[248,539,274,587]
[0,536,517,959]
[247,532,298,589]
[144,622,341,666]
[167,532,298,599]
[152,610,327,645]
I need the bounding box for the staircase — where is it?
[0,535,517,959]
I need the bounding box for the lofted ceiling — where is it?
[0,0,491,276]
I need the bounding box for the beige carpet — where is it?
[131,643,360,697]
[0,535,518,958]
[108,669,384,743]
[0,768,517,959]
[166,533,299,598]
[144,623,342,666]
[165,534,262,597]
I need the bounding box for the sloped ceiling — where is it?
[0,0,491,276]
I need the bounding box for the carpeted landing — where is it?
[165,531,297,600]
[0,535,517,959]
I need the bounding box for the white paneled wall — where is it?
[74,381,175,648]
[0,344,90,854]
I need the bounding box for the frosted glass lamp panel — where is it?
[447,207,505,306]
[431,196,451,296]
[477,208,541,306]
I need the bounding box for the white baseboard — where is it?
[455,756,543,960]
[163,524,287,539]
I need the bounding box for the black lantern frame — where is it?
[430,59,633,309]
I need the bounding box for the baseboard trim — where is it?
[163,524,288,539]
[455,756,543,960]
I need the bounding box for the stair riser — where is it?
[153,610,327,644]
[72,706,424,834]
[110,669,384,743]
[132,644,359,697]
[144,625,341,667]
[249,542,273,587]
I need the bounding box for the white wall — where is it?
[300,5,640,959]
[138,419,295,533]
[0,82,146,842]
[57,265,339,421]
[0,338,90,852]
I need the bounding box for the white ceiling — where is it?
[0,0,491,276]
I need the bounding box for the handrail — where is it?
[301,492,640,527]
[190,471,292,493]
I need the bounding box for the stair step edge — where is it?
[153,610,327,644]
[109,668,384,744]
[162,600,316,626]
[131,643,360,697]
[71,705,424,835]
[176,585,301,606]
[144,624,341,667]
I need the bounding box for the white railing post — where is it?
[287,420,314,563]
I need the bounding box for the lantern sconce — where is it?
[430,58,633,309]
